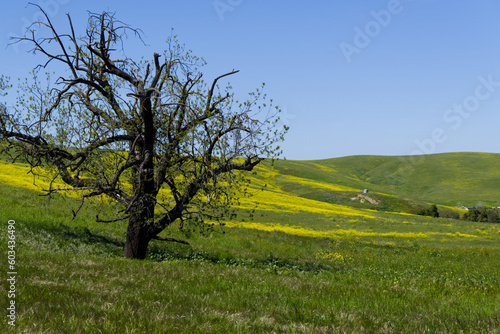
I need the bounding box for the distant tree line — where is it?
[417,204,440,218]
[416,204,500,222]
[462,207,500,223]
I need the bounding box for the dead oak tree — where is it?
[0,8,286,259]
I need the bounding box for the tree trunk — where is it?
[124,215,152,259]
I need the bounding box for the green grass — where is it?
[271,152,500,207]
[6,246,499,333]
[1,155,500,333]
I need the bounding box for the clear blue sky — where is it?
[2,0,500,160]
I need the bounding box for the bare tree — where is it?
[0,7,286,259]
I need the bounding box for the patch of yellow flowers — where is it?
[0,161,60,193]
[222,221,479,239]
[276,174,358,192]
[238,188,375,218]
[316,251,351,264]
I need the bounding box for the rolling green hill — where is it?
[1,152,498,214]
[1,153,500,332]
[267,152,500,208]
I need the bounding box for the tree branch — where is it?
[152,235,189,245]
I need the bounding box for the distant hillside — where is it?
[268,152,500,207]
[1,152,498,215]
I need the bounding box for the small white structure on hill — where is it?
[363,189,369,194]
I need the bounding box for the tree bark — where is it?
[123,215,152,260]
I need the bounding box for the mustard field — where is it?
[1,155,499,333]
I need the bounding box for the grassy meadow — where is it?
[1,153,500,333]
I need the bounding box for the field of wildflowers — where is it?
[221,220,483,240]
[0,161,59,193]
[1,157,499,333]
[237,187,375,218]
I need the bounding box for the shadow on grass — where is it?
[20,218,350,274]
[147,248,348,274]
[56,225,124,248]
[22,221,125,257]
